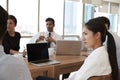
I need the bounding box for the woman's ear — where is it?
[95,32,101,39]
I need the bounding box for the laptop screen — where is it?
[26,43,49,62]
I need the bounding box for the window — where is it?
[94,2,120,36]
[39,0,64,36]
[118,15,120,36]
[0,0,7,10]
[108,14,118,32]
[9,0,38,36]
[84,4,94,23]
[6,0,95,50]
[64,0,83,39]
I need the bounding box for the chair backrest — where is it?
[88,74,112,80]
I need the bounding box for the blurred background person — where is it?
[29,17,62,49]
[2,15,26,56]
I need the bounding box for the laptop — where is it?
[56,40,82,56]
[26,43,60,66]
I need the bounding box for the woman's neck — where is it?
[92,40,102,50]
[93,44,102,50]
[8,31,15,37]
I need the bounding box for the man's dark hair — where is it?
[45,17,55,25]
[0,6,8,39]
[8,15,17,26]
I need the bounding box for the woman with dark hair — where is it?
[2,15,25,55]
[65,18,119,80]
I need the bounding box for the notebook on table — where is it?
[26,43,60,66]
[56,40,82,56]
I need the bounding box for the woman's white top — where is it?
[0,45,32,80]
[66,46,111,80]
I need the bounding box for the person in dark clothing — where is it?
[2,15,25,55]
[2,31,21,54]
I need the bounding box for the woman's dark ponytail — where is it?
[107,31,119,80]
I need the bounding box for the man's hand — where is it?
[36,36,45,43]
[47,37,56,44]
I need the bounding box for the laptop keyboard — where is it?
[31,60,60,66]
[31,59,50,64]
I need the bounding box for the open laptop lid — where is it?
[56,40,82,56]
[26,43,49,62]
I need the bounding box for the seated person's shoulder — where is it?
[1,55,24,64]
[15,31,21,37]
[0,55,32,80]
[53,32,61,39]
